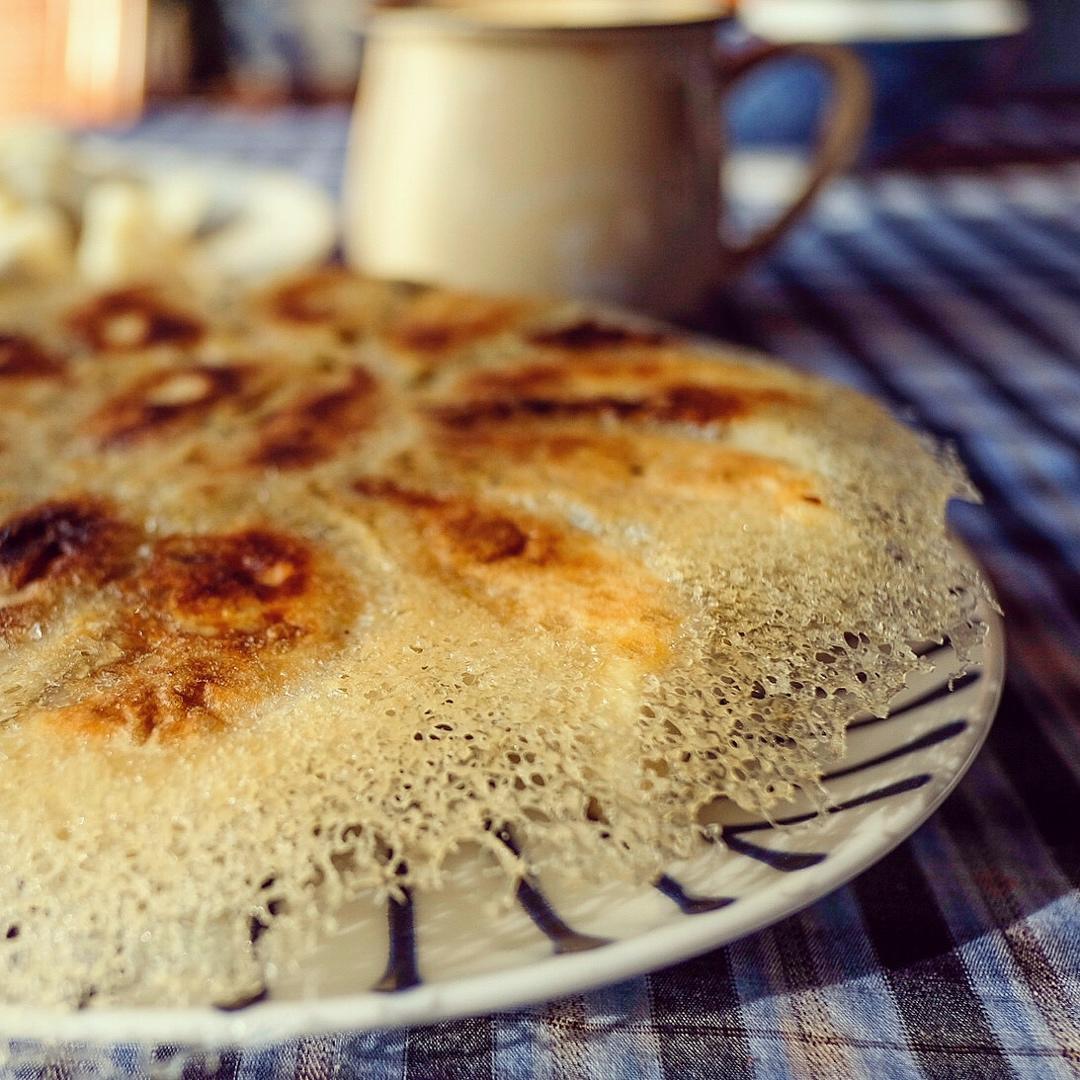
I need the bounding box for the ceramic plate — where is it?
[0,554,1002,1051]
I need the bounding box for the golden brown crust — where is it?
[435,425,827,509]
[63,525,353,743]
[0,497,137,592]
[17,518,357,743]
[265,266,364,325]
[250,368,378,469]
[64,286,205,351]
[525,317,672,351]
[381,288,531,357]
[0,333,65,379]
[88,366,257,446]
[349,476,677,663]
[352,477,549,568]
[430,381,798,430]
[134,528,316,633]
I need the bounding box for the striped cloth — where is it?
[48,103,1080,1079]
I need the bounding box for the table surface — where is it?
[14,101,1080,1080]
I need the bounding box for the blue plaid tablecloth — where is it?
[39,102,1080,1079]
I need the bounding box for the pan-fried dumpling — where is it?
[0,270,988,1007]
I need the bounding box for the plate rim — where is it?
[0,567,1004,1049]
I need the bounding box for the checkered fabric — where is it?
[26,102,1080,1079]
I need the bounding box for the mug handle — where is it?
[715,42,872,268]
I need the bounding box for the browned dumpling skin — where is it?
[0,332,66,379]
[348,476,677,664]
[65,285,206,352]
[0,496,360,743]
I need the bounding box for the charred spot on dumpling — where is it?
[351,476,443,510]
[439,510,528,564]
[431,382,798,431]
[437,424,637,472]
[427,395,634,429]
[0,602,35,640]
[265,267,373,326]
[649,384,788,425]
[465,364,564,398]
[71,659,231,743]
[0,498,136,591]
[352,479,533,563]
[465,359,665,399]
[527,319,671,351]
[65,287,204,352]
[89,366,253,447]
[40,526,360,743]
[250,368,377,469]
[430,396,598,430]
[135,529,313,637]
[0,334,64,379]
[384,290,530,356]
[172,657,223,710]
[350,476,675,662]
[67,636,283,744]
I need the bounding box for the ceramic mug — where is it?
[344,1,871,316]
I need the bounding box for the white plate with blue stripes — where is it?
[0,558,1003,1052]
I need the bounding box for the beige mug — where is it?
[344,1,871,317]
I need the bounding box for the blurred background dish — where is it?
[0,124,335,285]
[76,135,338,281]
